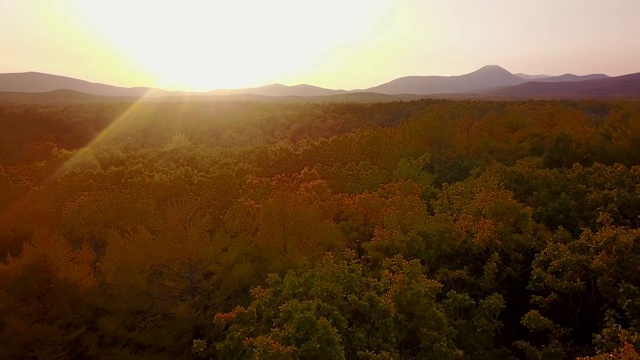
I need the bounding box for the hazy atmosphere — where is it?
[2,0,639,91]
[3,1,640,359]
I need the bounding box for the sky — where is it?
[1,0,639,91]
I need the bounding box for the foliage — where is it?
[213,253,459,359]
[1,99,640,358]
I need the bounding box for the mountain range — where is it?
[486,72,640,99]
[0,72,182,97]
[0,65,638,102]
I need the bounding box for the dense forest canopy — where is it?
[1,98,640,359]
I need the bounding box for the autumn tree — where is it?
[213,252,459,359]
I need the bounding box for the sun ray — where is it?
[0,92,161,248]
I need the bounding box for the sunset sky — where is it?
[1,0,639,91]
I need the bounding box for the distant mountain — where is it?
[533,73,609,83]
[515,73,608,82]
[361,66,613,95]
[0,72,344,98]
[484,72,640,99]
[515,73,552,80]
[362,65,526,95]
[208,83,346,97]
[0,66,632,102]
[0,72,178,97]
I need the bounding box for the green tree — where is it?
[213,253,459,359]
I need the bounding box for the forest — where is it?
[1,98,640,359]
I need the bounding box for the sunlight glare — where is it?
[66,0,391,91]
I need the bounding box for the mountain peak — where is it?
[462,65,521,84]
[480,64,505,69]
[474,65,511,74]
